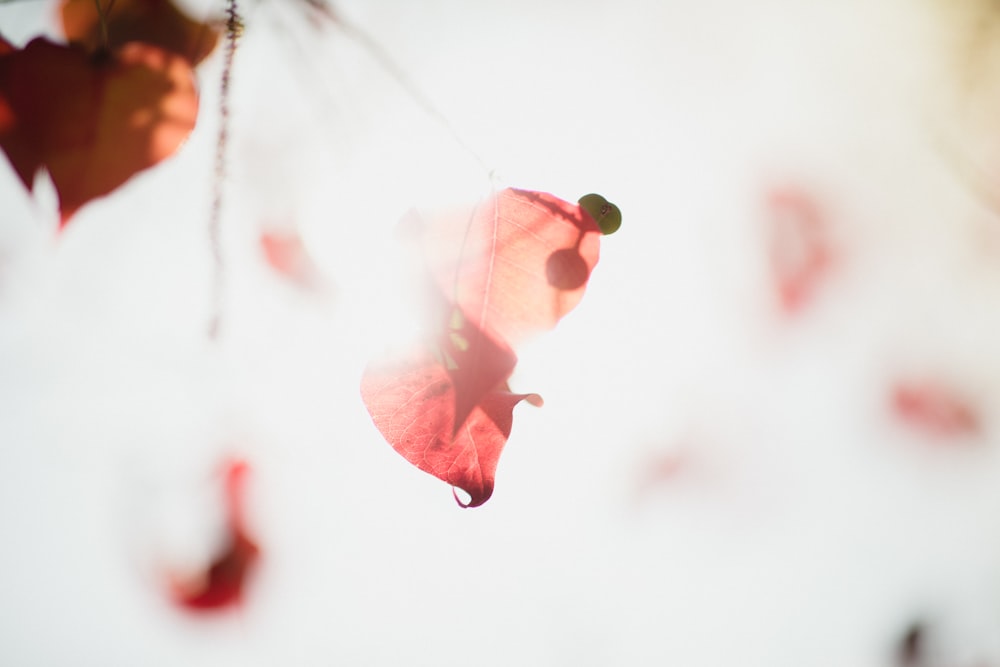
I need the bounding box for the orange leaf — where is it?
[61,0,219,65]
[0,38,198,226]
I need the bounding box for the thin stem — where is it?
[207,0,242,340]
[92,0,109,51]
[309,0,493,181]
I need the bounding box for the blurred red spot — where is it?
[260,228,322,289]
[766,187,833,313]
[892,382,979,439]
[173,460,260,612]
[633,448,689,503]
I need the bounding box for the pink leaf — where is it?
[421,188,602,345]
[362,188,610,506]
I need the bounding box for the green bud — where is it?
[578,193,622,235]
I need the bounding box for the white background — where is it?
[2,0,1000,665]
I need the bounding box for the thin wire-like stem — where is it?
[92,0,110,50]
[303,0,494,182]
[309,0,500,305]
[207,0,242,340]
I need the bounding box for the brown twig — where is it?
[207,0,243,340]
[92,0,111,51]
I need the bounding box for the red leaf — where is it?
[362,189,604,506]
[766,187,833,313]
[0,38,198,226]
[362,341,539,508]
[172,460,260,611]
[0,39,12,136]
[61,0,219,66]
[362,288,525,507]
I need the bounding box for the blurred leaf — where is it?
[0,37,198,226]
[61,0,219,66]
[766,187,833,313]
[892,381,980,439]
[260,228,325,291]
[172,460,260,611]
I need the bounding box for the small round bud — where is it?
[578,193,622,235]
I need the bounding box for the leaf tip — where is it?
[57,208,76,231]
[452,485,491,508]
